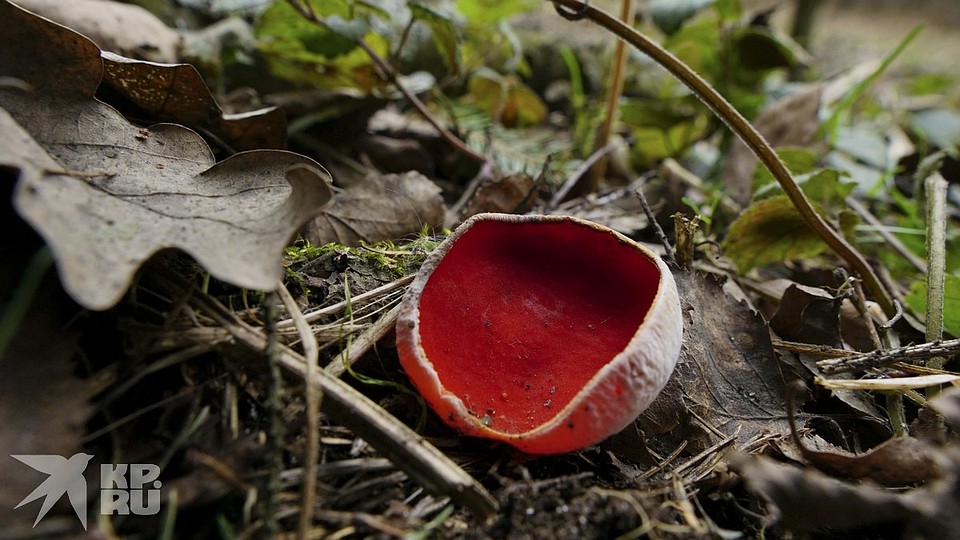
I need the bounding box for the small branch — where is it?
[545,141,618,211]
[634,176,674,263]
[262,291,284,538]
[546,0,896,318]
[285,0,486,165]
[816,338,960,375]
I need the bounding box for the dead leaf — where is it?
[770,284,843,347]
[640,270,792,451]
[459,173,535,220]
[100,52,288,152]
[794,431,944,486]
[0,0,332,310]
[735,451,960,536]
[734,454,912,531]
[304,171,444,246]
[724,84,822,205]
[12,0,180,62]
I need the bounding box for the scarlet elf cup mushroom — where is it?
[396,213,683,454]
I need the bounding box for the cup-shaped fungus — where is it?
[396,213,682,454]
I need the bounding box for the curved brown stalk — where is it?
[549,0,896,317]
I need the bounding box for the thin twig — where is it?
[325,304,401,378]
[277,283,321,537]
[546,140,618,210]
[546,0,896,318]
[262,291,284,538]
[277,275,414,330]
[816,338,960,375]
[634,175,674,263]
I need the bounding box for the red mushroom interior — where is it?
[417,219,661,434]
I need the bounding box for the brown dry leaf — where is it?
[770,284,843,347]
[723,84,822,205]
[735,451,960,536]
[458,173,535,220]
[0,0,332,310]
[12,0,180,62]
[304,171,444,246]
[795,432,944,486]
[734,454,912,531]
[644,270,792,450]
[100,52,288,152]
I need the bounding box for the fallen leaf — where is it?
[640,270,792,451]
[734,454,912,531]
[458,173,535,220]
[304,171,444,246]
[100,52,288,152]
[12,0,180,62]
[735,451,960,536]
[792,428,945,486]
[0,0,332,310]
[769,284,843,347]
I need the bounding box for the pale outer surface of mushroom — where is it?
[396,213,683,454]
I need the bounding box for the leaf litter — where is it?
[0,0,332,310]
[2,0,960,538]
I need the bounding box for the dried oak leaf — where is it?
[793,431,945,486]
[99,52,288,152]
[12,0,180,62]
[0,0,332,310]
[304,170,444,246]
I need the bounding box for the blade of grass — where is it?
[820,25,923,146]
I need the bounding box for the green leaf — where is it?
[732,27,794,72]
[465,70,546,127]
[410,0,462,74]
[650,0,714,35]
[751,147,819,194]
[456,0,535,25]
[722,195,828,272]
[256,0,358,59]
[820,25,922,145]
[904,275,960,338]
